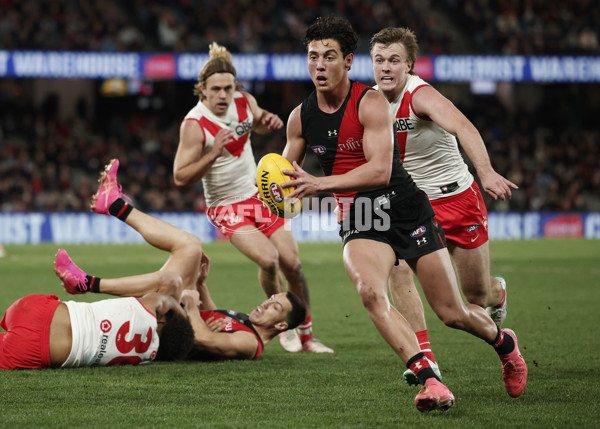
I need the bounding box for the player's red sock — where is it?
[297,315,313,343]
[415,330,437,364]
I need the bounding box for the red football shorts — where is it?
[430,182,489,249]
[207,193,287,239]
[0,294,61,370]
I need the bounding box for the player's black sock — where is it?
[85,275,101,293]
[491,327,515,355]
[108,198,133,221]
[406,352,440,384]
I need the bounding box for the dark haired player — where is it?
[280,15,526,412]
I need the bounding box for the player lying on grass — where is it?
[54,158,307,360]
[1,281,194,369]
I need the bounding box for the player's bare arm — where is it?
[245,92,284,134]
[412,85,517,201]
[180,290,257,359]
[283,91,394,199]
[195,252,218,310]
[173,120,233,187]
[282,105,307,167]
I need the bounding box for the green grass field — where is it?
[1,239,599,428]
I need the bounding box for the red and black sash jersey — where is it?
[187,309,264,360]
[300,81,419,219]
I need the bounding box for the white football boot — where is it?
[279,329,302,352]
[487,276,508,327]
[302,338,334,353]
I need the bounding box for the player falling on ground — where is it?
[370,27,515,385]
[173,42,332,354]
[55,159,307,360]
[280,15,527,413]
[1,189,194,371]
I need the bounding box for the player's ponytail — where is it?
[194,42,242,96]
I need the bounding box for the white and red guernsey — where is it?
[62,297,159,367]
[183,92,258,206]
[379,74,473,200]
[300,81,420,220]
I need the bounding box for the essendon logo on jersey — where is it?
[312,145,326,155]
[269,183,284,203]
[410,226,426,238]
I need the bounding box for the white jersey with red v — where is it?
[183,92,258,206]
[376,75,472,200]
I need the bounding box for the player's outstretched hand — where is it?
[261,112,283,131]
[479,169,518,201]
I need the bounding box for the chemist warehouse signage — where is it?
[0,51,599,83]
[1,212,600,244]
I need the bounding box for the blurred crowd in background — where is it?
[1,0,599,214]
[1,0,598,54]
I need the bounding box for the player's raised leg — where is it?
[56,158,203,299]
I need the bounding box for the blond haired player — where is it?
[369,27,518,384]
[173,43,332,353]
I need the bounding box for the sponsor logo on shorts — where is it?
[410,226,427,238]
[221,213,243,226]
[312,145,326,155]
[467,223,480,233]
[269,183,284,203]
[416,237,428,247]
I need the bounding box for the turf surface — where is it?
[1,239,599,428]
